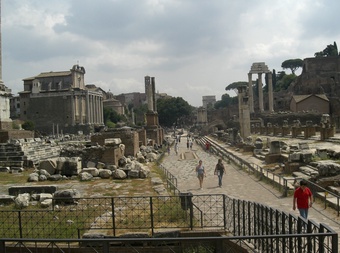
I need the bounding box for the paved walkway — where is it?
[161,137,340,238]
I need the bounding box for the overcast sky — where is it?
[2,0,340,107]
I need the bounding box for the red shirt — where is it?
[294,187,312,209]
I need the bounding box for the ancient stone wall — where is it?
[0,130,34,143]
[91,130,139,157]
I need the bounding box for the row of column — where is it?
[71,92,104,126]
[248,72,274,113]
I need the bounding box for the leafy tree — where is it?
[315,41,339,57]
[22,120,35,131]
[157,97,193,127]
[133,104,148,125]
[103,107,125,126]
[105,120,116,129]
[214,93,238,109]
[276,71,286,81]
[225,81,249,91]
[281,59,303,75]
[274,73,297,91]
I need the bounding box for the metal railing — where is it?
[199,136,340,215]
[0,194,337,252]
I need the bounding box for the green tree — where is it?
[133,104,148,125]
[22,120,35,131]
[103,107,124,127]
[225,81,249,91]
[281,59,303,75]
[157,97,193,127]
[214,93,238,109]
[315,41,339,57]
[274,73,297,91]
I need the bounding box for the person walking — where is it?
[196,160,206,190]
[214,158,225,187]
[293,180,313,219]
[174,142,178,155]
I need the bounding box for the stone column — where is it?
[145,76,153,112]
[248,73,254,113]
[237,86,250,139]
[99,96,103,124]
[151,77,156,112]
[90,95,94,124]
[99,96,103,125]
[70,94,75,125]
[95,96,99,124]
[268,72,274,112]
[74,95,79,124]
[258,73,264,112]
[86,92,90,124]
[94,95,98,124]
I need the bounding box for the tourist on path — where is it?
[196,160,206,190]
[174,142,178,155]
[293,180,313,219]
[214,158,225,187]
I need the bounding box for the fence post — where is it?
[0,241,5,253]
[189,196,194,230]
[223,196,226,230]
[18,211,23,238]
[150,197,154,236]
[111,197,116,237]
[283,178,288,197]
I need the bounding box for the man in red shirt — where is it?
[293,180,313,219]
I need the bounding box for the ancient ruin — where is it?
[144,76,164,146]
[248,62,274,113]
[19,65,104,135]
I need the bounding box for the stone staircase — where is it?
[0,138,61,168]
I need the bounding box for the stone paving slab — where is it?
[161,137,340,244]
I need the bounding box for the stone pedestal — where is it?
[320,126,335,140]
[146,112,159,126]
[273,127,281,136]
[304,126,316,139]
[291,127,302,138]
[282,127,290,136]
[266,126,273,135]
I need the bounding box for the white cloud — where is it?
[2,0,340,107]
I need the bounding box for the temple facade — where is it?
[19,65,104,135]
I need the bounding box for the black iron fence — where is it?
[0,194,337,252]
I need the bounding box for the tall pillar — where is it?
[99,96,103,125]
[151,77,156,112]
[268,72,274,112]
[237,85,250,139]
[95,96,99,124]
[90,95,94,124]
[248,73,254,113]
[145,76,154,112]
[93,95,96,123]
[0,0,12,126]
[86,92,90,124]
[258,73,264,112]
[70,94,75,125]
